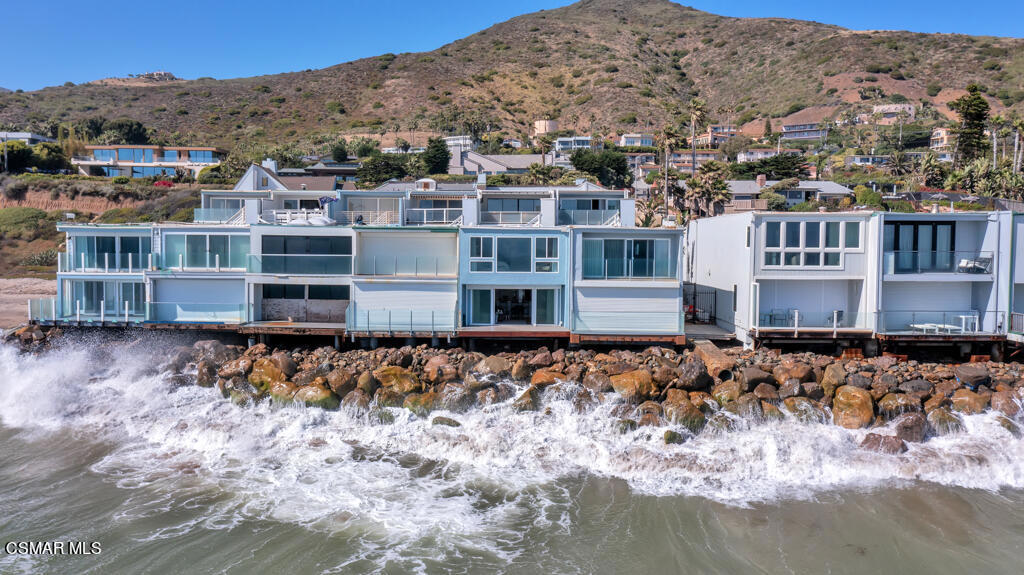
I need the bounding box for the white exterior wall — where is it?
[685,213,754,345]
[573,286,681,334]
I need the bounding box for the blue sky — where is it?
[3,0,1021,91]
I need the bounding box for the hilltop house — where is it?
[693,125,737,148]
[736,148,802,163]
[0,131,56,146]
[72,144,226,179]
[618,133,655,147]
[931,127,955,152]
[724,177,855,212]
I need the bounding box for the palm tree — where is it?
[687,98,708,177]
[1013,116,1024,174]
[685,161,729,217]
[895,110,910,150]
[885,150,913,177]
[918,151,945,188]
[990,114,1006,170]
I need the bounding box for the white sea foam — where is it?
[2,340,1024,552]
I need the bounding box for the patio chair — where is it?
[958,256,992,274]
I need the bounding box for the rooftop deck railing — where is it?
[557,209,619,226]
[247,254,353,275]
[356,255,457,277]
[60,251,149,273]
[480,211,540,225]
[157,253,247,271]
[882,251,993,275]
[405,208,463,225]
[194,208,243,223]
[335,210,400,226]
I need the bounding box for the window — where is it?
[497,237,531,272]
[804,252,820,266]
[844,222,860,248]
[308,285,350,300]
[732,285,737,312]
[805,222,820,248]
[825,222,840,248]
[765,222,781,248]
[784,252,801,266]
[825,252,841,266]
[785,222,801,248]
[470,236,493,258]
[534,237,558,272]
[471,261,494,272]
[764,252,780,266]
[263,284,305,299]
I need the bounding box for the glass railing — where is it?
[345,305,456,333]
[60,251,150,273]
[38,298,146,323]
[193,208,242,223]
[247,254,353,275]
[28,298,57,321]
[581,257,675,280]
[757,309,869,330]
[1012,312,1024,334]
[356,255,457,276]
[882,251,993,274]
[572,311,683,335]
[557,209,619,226]
[146,302,244,324]
[480,211,540,225]
[405,208,462,225]
[158,253,247,271]
[335,211,400,226]
[877,310,1004,334]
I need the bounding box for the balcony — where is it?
[405,208,462,225]
[60,251,149,273]
[557,209,619,226]
[194,208,243,224]
[346,305,456,334]
[480,211,540,225]
[335,211,400,226]
[156,252,248,271]
[247,254,353,275]
[878,310,1003,335]
[267,209,332,225]
[756,309,870,331]
[356,255,457,277]
[883,251,993,275]
[29,297,145,324]
[573,311,683,335]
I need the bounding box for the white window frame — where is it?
[469,235,495,273]
[761,219,864,269]
[534,236,559,273]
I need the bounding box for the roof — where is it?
[276,176,337,191]
[373,181,477,192]
[779,106,840,127]
[464,152,546,170]
[726,180,854,196]
[84,144,226,152]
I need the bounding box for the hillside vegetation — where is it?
[1,0,1021,146]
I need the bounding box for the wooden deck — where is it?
[458,324,571,338]
[238,321,347,336]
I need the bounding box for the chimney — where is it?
[756,174,767,188]
[261,158,278,174]
[475,173,487,191]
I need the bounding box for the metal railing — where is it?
[756,309,869,330]
[877,310,1004,334]
[345,305,457,334]
[882,251,994,275]
[557,209,619,226]
[269,209,331,224]
[480,211,541,225]
[146,302,244,324]
[247,254,353,275]
[194,208,243,223]
[335,210,399,226]
[157,253,246,271]
[356,255,457,276]
[405,208,463,225]
[60,251,149,273]
[572,311,683,335]
[581,257,675,280]
[1012,312,1024,334]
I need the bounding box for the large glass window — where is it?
[186,235,207,268]
[765,222,780,248]
[844,222,860,248]
[805,222,820,248]
[785,222,801,248]
[497,237,531,272]
[535,237,558,273]
[470,236,493,258]
[308,285,350,300]
[209,235,229,268]
[825,222,840,248]
[536,289,557,325]
[470,290,492,324]
[229,236,249,269]
[165,235,186,267]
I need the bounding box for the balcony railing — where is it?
[30,297,145,323]
[405,208,463,225]
[247,254,353,275]
[581,257,675,280]
[335,210,400,226]
[756,309,869,330]
[60,251,149,273]
[356,255,457,277]
[268,209,331,224]
[557,209,619,226]
[146,302,244,324]
[157,253,247,271]
[726,199,769,212]
[883,251,993,275]
[573,311,683,335]
[194,208,243,223]
[877,310,1003,334]
[345,305,456,333]
[1012,312,1024,334]
[480,211,540,225]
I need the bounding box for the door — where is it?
[495,289,531,324]
[469,289,492,325]
[535,289,558,325]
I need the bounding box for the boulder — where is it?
[664,430,685,444]
[474,355,512,377]
[513,386,541,411]
[528,350,553,367]
[762,401,785,421]
[877,393,921,418]
[951,388,988,415]
[424,354,450,374]
[341,389,371,411]
[779,379,802,399]
[802,382,825,401]
[432,416,461,427]
[820,363,847,397]
[955,364,991,389]
[991,390,1021,417]
[268,380,299,404]
[356,371,379,396]
[893,412,928,443]
[604,362,634,376]
[374,387,405,408]
[293,384,340,410]
[662,389,706,433]
[326,368,357,397]
[463,373,492,393]
[248,357,289,393]
[832,385,875,429]
[735,393,765,420]
[676,356,713,390]
[860,433,907,454]
[610,369,655,403]
[193,340,237,365]
[737,367,774,389]
[923,394,951,413]
[711,381,742,406]
[510,358,531,381]
[927,407,965,435]
[691,340,736,380]
[688,391,716,413]
[581,368,610,390]
[530,369,564,387]
[403,392,438,417]
[845,373,872,389]
[195,359,218,388]
[652,366,678,386]
[217,357,253,379]
[373,366,421,394]
[438,383,474,413]
[268,352,297,378]
[898,379,933,395]
[219,377,262,406]
[617,419,638,434]
[773,361,813,386]
[753,382,779,402]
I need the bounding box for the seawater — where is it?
[1,340,1023,574]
